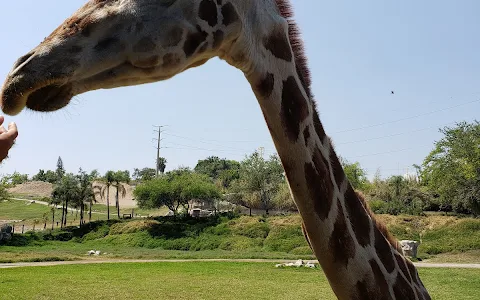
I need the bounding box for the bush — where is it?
[219,236,263,251]
[82,224,110,241]
[263,225,307,253]
[289,246,313,256]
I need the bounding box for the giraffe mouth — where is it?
[25,83,73,112]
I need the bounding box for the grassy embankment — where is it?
[1,207,479,264]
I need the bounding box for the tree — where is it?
[420,121,480,215]
[134,170,220,215]
[157,157,167,175]
[195,156,240,190]
[96,171,116,220]
[51,173,80,228]
[7,172,29,186]
[77,169,96,224]
[56,156,66,182]
[133,167,156,182]
[32,169,47,182]
[112,170,129,218]
[273,180,297,211]
[233,151,284,214]
[340,158,370,191]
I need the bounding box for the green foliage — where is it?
[1,172,29,186]
[230,151,284,213]
[263,225,308,253]
[367,175,431,215]
[194,156,240,190]
[420,121,480,215]
[157,157,167,174]
[56,156,65,182]
[32,169,58,183]
[133,167,156,182]
[340,158,370,191]
[134,170,220,214]
[272,181,297,211]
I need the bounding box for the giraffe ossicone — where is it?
[0,1,431,299]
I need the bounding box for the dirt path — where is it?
[0,259,479,269]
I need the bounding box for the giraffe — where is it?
[0,1,431,299]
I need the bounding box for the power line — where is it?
[330,99,480,134]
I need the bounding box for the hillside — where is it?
[7,181,137,208]
[2,213,479,264]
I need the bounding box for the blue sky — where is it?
[0,0,479,179]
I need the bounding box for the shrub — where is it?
[263,225,307,253]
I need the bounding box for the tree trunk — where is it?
[249,207,252,216]
[61,202,65,228]
[52,210,55,230]
[116,187,120,219]
[89,201,92,222]
[79,204,83,226]
[107,185,110,220]
[63,200,68,227]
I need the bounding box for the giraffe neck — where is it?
[234,12,430,298]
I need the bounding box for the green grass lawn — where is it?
[0,262,478,300]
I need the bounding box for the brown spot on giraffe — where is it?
[165,27,184,47]
[374,225,396,273]
[133,55,160,68]
[133,37,156,53]
[212,30,224,49]
[303,126,310,146]
[162,53,181,69]
[304,148,334,220]
[199,0,218,27]
[183,26,208,58]
[353,280,369,300]
[368,259,391,299]
[328,199,356,266]
[344,185,371,247]
[94,37,124,52]
[264,25,293,62]
[393,272,417,299]
[221,2,239,26]
[255,73,274,99]
[328,144,344,188]
[280,76,309,142]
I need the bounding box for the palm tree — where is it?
[97,171,115,220]
[113,171,129,218]
[77,169,96,225]
[158,157,167,175]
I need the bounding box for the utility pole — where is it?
[153,125,167,177]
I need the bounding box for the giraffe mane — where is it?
[275,2,404,254]
[355,190,403,253]
[275,0,312,99]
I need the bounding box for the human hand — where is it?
[0,115,18,162]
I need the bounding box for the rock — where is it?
[305,262,316,269]
[400,240,419,258]
[293,259,304,267]
[87,250,96,256]
[94,251,101,256]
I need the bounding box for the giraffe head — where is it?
[1,0,286,116]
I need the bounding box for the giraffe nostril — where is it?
[13,51,35,70]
